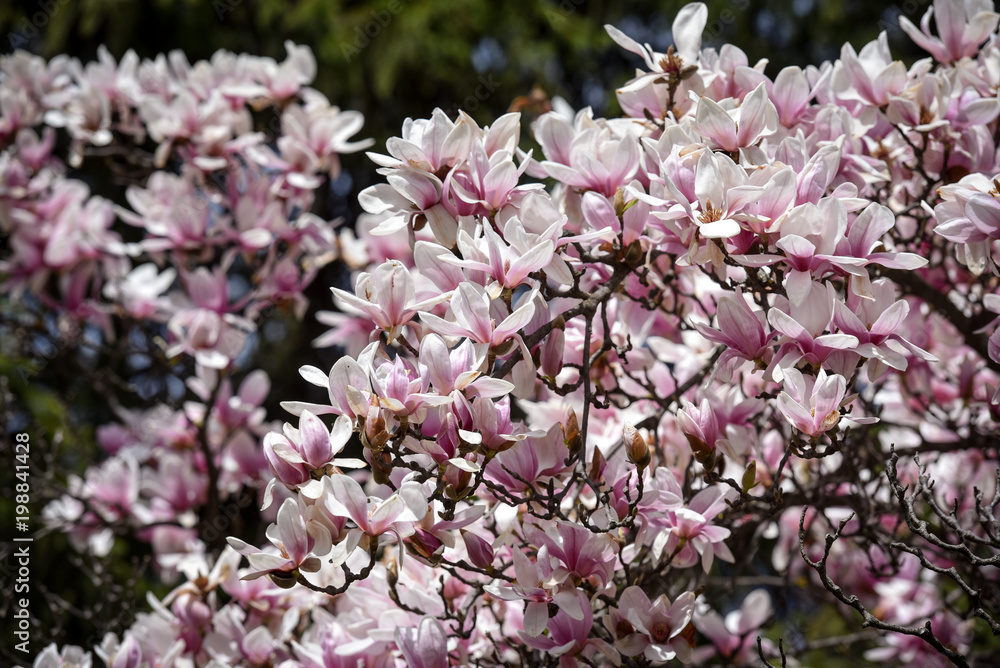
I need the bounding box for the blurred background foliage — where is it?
[1,0,930,660]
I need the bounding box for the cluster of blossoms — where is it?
[11,0,1000,666]
[0,42,370,571]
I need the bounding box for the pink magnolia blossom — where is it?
[319,474,428,566]
[685,149,766,241]
[141,452,206,515]
[263,411,364,492]
[227,496,326,580]
[360,168,457,245]
[269,92,373,180]
[407,502,485,563]
[833,278,937,379]
[693,83,778,153]
[985,294,1000,369]
[119,172,214,251]
[448,140,528,214]
[34,644,93,668]
[737,65,813,128]
[284,348,377,420]
[18,7,1000,667]
[676,398,721,455]
[166,308,249,369]
[332,260,450,343]
[446,217,555,292]
[517,589,618,666]
[604,2,708,106]
[837,203,928,286]
[695,291,775,376]
[369,355,452,423]
[395,616,448,668]
[606,586,696,662]
[776,368,860,437]
[419,334,513,398]
[102,262,175,320]
[581,189,649,248]
[736,198,869,306]
[767,281,861,375]
[934,193,1000,265]
[367,107,477,174]
[652,486,736,571]
[486,547,586,638]
[485,423,571,493]
[461,530,496,570]
[420,281,535,348]
[693,589,773,663]
[536,120,640,197]
[108,635,142,668]
[934,174,1000,273]
[832,32,908,107]
[471,395,526,453]
[900,0,999,64]
[525,520,619,591]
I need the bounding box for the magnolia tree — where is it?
[4,0,1000,666]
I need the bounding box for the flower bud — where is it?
[589,446,606,486]
[462,530,495,570]
[540,326,565,379]
[742,460,757,493]
[688,436,713,465]
[444,478,473,500]
[623,240,644,267]
[444,465,473,499]
[408,529,444,564]
[613,187,627,218]
[677,400,719,466]
[623,422,651,470]
[563,408,582,459]
[386,557,398,587]
[361,412,389,451]
[370,449,393,486]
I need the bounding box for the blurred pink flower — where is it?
[900,0,999,64]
